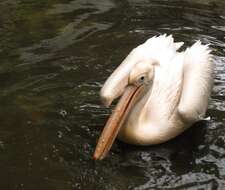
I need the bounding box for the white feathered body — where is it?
[118,35,214,145]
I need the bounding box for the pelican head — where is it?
[100,58,158,107]
[93,35,213,160]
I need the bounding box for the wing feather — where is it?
[178,41,214,123]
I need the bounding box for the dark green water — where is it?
[0,0,225,189]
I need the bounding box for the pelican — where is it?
[93,34,214,160]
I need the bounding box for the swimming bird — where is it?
[93,34,214,160]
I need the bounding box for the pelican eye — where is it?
[140,76,145,81]
[136,74,147,85]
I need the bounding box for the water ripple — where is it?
[0,0,225,189]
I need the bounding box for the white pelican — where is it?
[93,34,214,160]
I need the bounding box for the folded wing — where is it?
[178,41,214,123]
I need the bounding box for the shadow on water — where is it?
[0,0,225,189]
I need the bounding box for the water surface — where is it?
[0,0,225,189]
